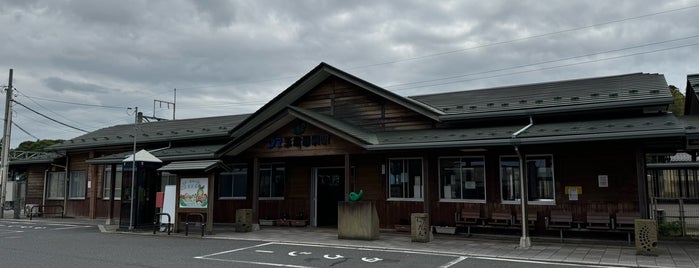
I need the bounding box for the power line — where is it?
[12,121,39,140]
[12,100,89,133]
[391,41,699,92]
[17,93,127,109]
[14,89,99,130]
[385,34,699,89]
[346,3,699,70]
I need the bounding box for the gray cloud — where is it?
[1,0,698,147]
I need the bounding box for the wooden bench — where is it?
[546,210,573,241]
[487,211,513,226]
[455,208,481,236]
[614,212,640,244]
[515,210,538,228]
[586,211,611,230]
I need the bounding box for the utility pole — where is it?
[0,69,13,219]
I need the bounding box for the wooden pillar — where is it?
[636,147,649,218]
[422,157,429,213]
[252,157,260,223]
[207,173,214,233]
[344,153,350,201]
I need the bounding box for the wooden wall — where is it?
[295,77,433,131]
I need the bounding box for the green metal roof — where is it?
[367,114,686,150]
[47,114,249,151]
[410,73,672,120]
[86,144,224,164]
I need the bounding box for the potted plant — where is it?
[275,213,290,226]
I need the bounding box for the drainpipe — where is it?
[64,155,69,216]
[512,116,533,249]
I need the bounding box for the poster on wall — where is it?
[179,178,208,208]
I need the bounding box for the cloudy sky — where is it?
[1,0,699,148]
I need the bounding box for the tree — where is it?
[14,139,63,151]
[668,85,685,116]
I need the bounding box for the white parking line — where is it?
[196,241,467,267]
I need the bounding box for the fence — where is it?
[650,197,699,236]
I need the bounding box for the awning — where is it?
[157,160,227,172]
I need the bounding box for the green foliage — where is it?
[668,85,685,116]
[658,221,682,237]
[14,139,63,151]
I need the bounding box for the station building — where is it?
[10,63,699,235]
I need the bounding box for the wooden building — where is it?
[16,63,697,236]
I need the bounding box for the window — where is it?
[69,171,87,199]
[259,163,284,198]
[219,164,247,199]
[500,155,555,204]
[102,165,122,200]
[160,172,177,191]
[47,172,66,199]
[387,158,423,200]
[439,157,485,201]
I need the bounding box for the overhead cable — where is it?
[12,100,89,133]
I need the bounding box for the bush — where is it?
[658,221,682,237]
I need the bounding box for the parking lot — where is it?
[196,242,467,268]
[0,219,92,237]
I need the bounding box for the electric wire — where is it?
[385,34,699,90]
[12,100,89,133]
[346,3,699,70]
[12,121,39,140]
[391,41,699,92]
[14,89,99,130]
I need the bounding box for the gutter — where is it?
[512,116,534,139]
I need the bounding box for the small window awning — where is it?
[157,160,226,172]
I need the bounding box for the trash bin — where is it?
[411,213,432,242]
[235,209,252,232]
[635,219,658,256]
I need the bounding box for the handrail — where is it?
[184,213,206,237]
[153,213,172,235]
[28,205,64,220]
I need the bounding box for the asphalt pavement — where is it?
[4,209,699,268]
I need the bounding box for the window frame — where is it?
[438,156,486,203]
[46,171,66,200]
[218,164,248,200]
[386,157,424,201]
[102,165,122,200]
[499,154,556,205]
[68,170,87,200]
[259,162,285,200]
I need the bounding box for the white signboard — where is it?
[162,185,176,224]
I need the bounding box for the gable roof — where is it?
[47,114,250,151]
[227,62,442,141]
[683,74,699,115]
[410,73,671,120]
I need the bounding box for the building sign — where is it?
[179,178,208,208]
[267,123,330,149]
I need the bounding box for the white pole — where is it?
[129,107,137,230]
